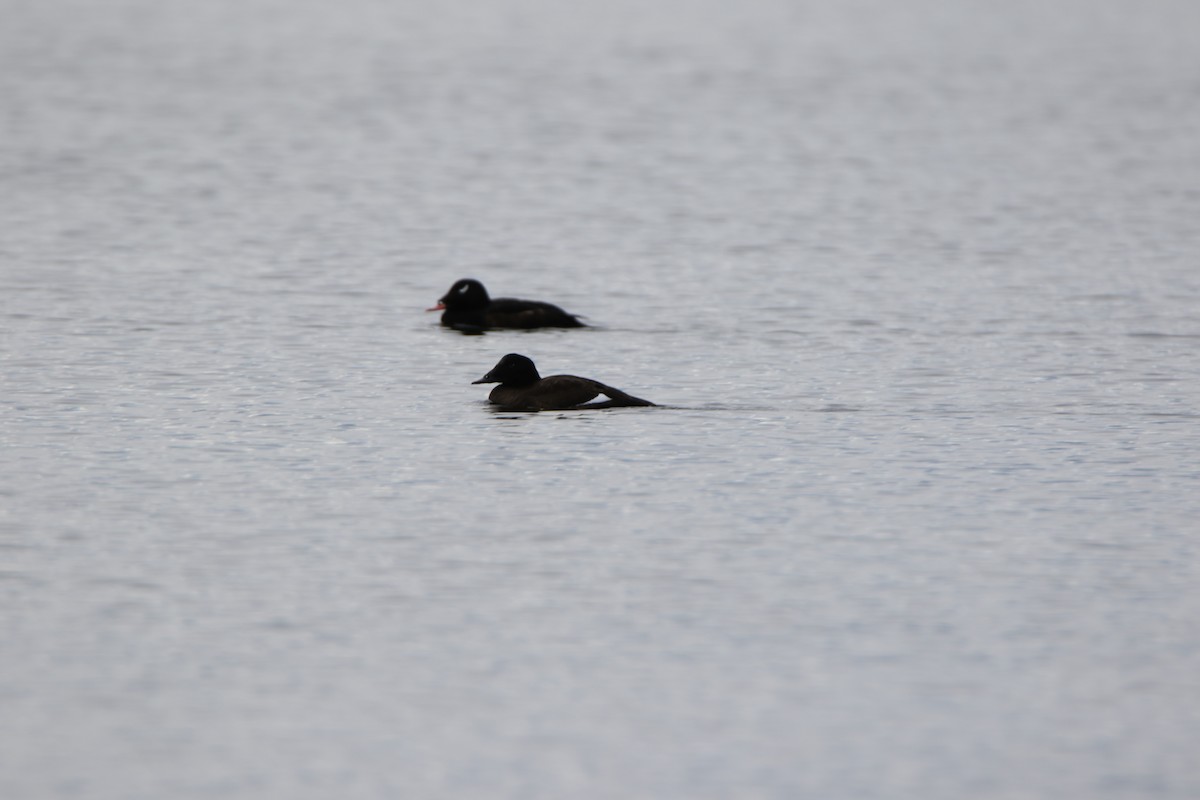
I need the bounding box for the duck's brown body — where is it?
[473,354,655,411]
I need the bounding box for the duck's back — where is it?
[485,298,584,329]
[489,375,653,410]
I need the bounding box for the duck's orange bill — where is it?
[425,303,446,312]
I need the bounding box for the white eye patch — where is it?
[457,284,470,294]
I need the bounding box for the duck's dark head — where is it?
[472,353,541,386]
[429,278,489,312]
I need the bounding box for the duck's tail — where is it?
[597,384,656,407]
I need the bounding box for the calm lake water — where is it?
[3,0,1199,797]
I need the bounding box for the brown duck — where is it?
[472,354,655,411]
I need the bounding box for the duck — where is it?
[427,278,585,332]
[472,354,655,410]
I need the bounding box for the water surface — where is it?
[2,1,1199,798]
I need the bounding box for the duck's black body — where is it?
[429,279,584,332]
[473,354,655,411]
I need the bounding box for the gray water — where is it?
[3,0,1199,797]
